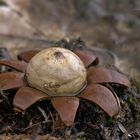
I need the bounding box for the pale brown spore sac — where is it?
[26,47,87,96]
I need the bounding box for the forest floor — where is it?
[0,46,140,140]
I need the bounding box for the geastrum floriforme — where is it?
[0,46,130,126]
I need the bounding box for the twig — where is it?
[24,120,52,131]
[38,106,49,121]
[8,119,52,133]
[47,108,55,135]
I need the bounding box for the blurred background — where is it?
[0,0,140,81]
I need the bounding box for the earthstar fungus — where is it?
[0,47,130,126]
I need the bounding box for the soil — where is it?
[0,47,140,140]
